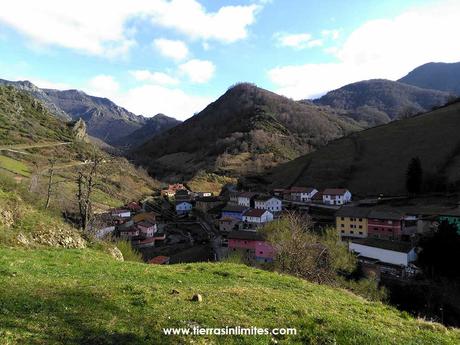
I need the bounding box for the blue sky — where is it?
[0,0,458,120]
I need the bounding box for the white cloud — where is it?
[275,32,323,50]
[130,70,179,86]
[269,0,460,99]
[83,74,212,120]
[87,75,120,97]
[179,59,216,84]
[276,33,312,49]
[153,38,189,61]
[0,0,261,57]
[148,1,260,43]
[117,84,212,119]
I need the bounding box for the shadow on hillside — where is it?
[0,287,176,345]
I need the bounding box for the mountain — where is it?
[313,79,452,126]
[0,79,71,121]
[0,84,157,216]
[130,83,362,180]
[399,62,460,95]
[36,88,148,146]
[111,113,181,149]
[265,100,460,196]
[0,84,75,145]
[0,78,177,147]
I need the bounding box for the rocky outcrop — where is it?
[72,118,87,141]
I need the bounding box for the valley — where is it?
[1,60,460,344]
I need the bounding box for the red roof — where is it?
[125,202,141,211]
[290,187,316,193]
[322,188,349,196]
[148,256,170,265]
[244,209,269,217]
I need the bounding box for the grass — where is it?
[0,155,30,177]
[0,247,458,345]
[267,101,460,196]
[187,172,237,195]
[114,240,143,262]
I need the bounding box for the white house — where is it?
[254,195,282,212]
[136,221,157,238]
[237,192,258,207]
[322,189,352,205]
[176,201,192,215]
[349,239,417,266]
[111,209,131,218]
[195,191,212,198]
[290,187,318,202]
[242,209,274,224]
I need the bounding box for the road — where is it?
[0,141,71,151]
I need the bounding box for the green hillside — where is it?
[398,62,460,95]
[265,100,460,196]
[0,85,156,214]
[131,83,361,181]
[313,79,451,125]
[0,247,458,345]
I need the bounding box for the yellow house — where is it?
[336,207,371,239]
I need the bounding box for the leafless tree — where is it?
[45,158,56,209]
[76,154,104,231]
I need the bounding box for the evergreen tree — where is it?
[406,157,423,194]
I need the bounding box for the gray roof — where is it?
[222,204,248,213]
[196,196,222,202]
[254,194,279,202]
[228,230,264,241]
[351,238,414,253]
[368,209,404,220]
[336,207,371,218]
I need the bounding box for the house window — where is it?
[259,251,263,254]
[350,231,354,234]
[359,232,363,235]
[359,225,362,229]
[341,230,344,233]
[359,218,362,221]
[341,224,344,227]
[341,217,344,220]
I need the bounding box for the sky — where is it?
[0,0,459,120]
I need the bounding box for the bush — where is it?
[114,240,143,263]
[338,276,388,302]
[261,212,387,302]
[262,213,356,284]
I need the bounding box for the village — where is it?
[93,182,460,283]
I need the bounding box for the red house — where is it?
[367,209,404,240]
[255,241,275,263]
[227,231,275,262]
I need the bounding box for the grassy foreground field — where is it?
[0,247,458,345]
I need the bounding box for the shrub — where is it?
[114,240,143,263]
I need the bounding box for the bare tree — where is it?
[45,159,56,209]
[76,154,104,231]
